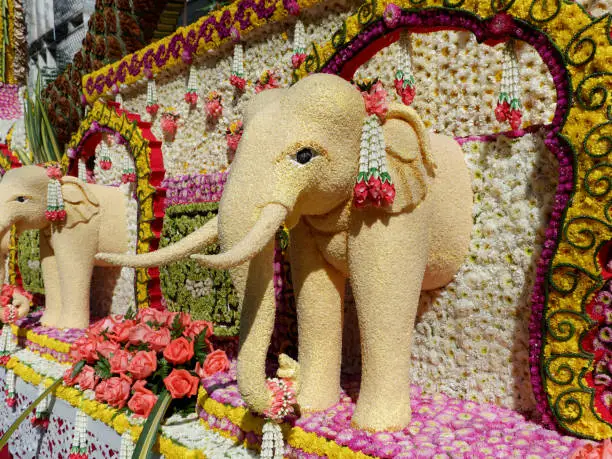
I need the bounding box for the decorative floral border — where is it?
[295,0,612,440]
[66,101,166,310]
[3,355,205,458]
[82,0,320,104]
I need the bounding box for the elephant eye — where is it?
[292,148,317,165]
[15,196,27,203]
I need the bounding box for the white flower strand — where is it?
[78,158,87,182]
[359,115,387,178]
[261,421,284,459]
[501,41,520,102]
[34,382,49,417]
[293,21,306,54]
[232,44,244,77]
[146,79,157,105]
[397,31,415,82]
[119,431,134,459]
[115,92,123,106]
[6,369,15,395]
[187,66,198,93]
[71,408,88,454]
[1,324,10,353]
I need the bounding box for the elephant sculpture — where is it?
[0,231,32,322]
[98,74,473,431]
[0,165,130,329]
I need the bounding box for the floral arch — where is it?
[292,0,612,440]
[65,101,166,311]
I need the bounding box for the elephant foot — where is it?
[40,310,61,328]
[297,384,341,413]
[350,396,412,432]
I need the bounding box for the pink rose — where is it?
[110,319,136,343]
[89,316,119,337]
[138,307,171,326]
[76,365,98,391]
[163,337,194,365]
[362,81,388,120]
[163,369,199,399]
[202,350,230,377]
[96,340,120,359]
[130,350,157,380]
[167,311,191,329]
[128,380,158,418]
[367,176,383,207]
[509,108,522,131]
[98,375,132,408]
[353,181,369,208]
[185,320,213,339]
[381,181,396,206]
[145,327,171,352]
[128,323,154,345]
[95,379,109,403]
[63,365,79,386]
[70,336,99,364]
[109,349,131,374]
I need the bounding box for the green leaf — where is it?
[170,314,183,340]
[194,331,208,365]
[94,355,112,379]
[71,360,86,378]
[0,377,63,450]
[131,390,172,459]
[125,307,136,320]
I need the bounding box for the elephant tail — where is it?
[95,215,219,268]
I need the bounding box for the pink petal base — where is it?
[200,368,593,458]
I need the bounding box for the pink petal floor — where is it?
[200,368,593,458]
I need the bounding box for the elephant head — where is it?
[98,74,438,416]
[0,165,102,242]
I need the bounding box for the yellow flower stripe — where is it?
[5,356,205,458]
[67,101,157,309]
[10,325,73,355]
[82,0,326,104]
[197,388,370,458]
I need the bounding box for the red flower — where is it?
[100,160,112,171]
[144,327,171,352]
[128,380,158,418]
[291,53,307,69]
[146,104,160,116]
[362,81,389,120]
[395,82,415,106]
[75,365,98,390]
[367,176,383,207]
[63,365,80,386]
[202,350,230,377]
[184,92,198,105]
[353,180,369,208]
[494,100,510,122]
[229,75,246,91]
[109,349,131,374]
[70,336,99,364]
[381,181,396,206]
[130,350,157,380]
[185,320,213,340]
[163,337,194,365]
[163,369,199,399]
[109,319,136,343]
[509,108,522,130]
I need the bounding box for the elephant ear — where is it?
[60,176,101,228]
[382,104,437,214]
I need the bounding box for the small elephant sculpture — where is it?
[99,74,473,431]
[0,165,129,329]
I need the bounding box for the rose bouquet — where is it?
[63,308,230,457]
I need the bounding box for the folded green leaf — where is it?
[132,390,172,459]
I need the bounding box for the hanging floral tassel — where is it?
[495,40,522,130]
[69,409,88,459]
[99,141,112,171]
[206,92,223,120]
[0,324,12,365]
[45,166,66,222]
[230,44,246,91]
[121,155,136,184]
[291,21,307,69]
[5,369,16,408]
[354,81,396,208]
[119,430,135,459]
[78,158,87,182]
[394,32,416,106]
[261,378,296,459]
[145,78,159,116]
[31,383,50,428]
[185,66,199,106]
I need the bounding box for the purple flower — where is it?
[487,13,515,36]
[383,3,401,28]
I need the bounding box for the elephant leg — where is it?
[348,209,429,431]
[52,226,97,329]
[39,234,62,327]
[290,220,345,411]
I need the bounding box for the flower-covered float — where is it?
[0,0,610,457]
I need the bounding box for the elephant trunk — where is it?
[95,215,219,267]
[190,204,287,269]
[0,229,10,285]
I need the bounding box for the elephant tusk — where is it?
[191,203,288,270]
[95,215,220,268]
